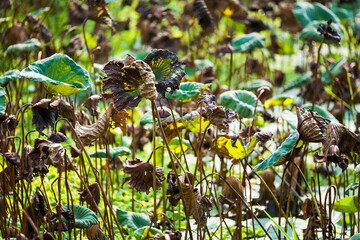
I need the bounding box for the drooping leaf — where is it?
[62,204,98,229]
[301,103,338,123]
[283,72,312,91]
[254,130,300,170]
[264,95,294,109]
[193,0,215,34]
[20,53,91,96]
[238,79,272,91]
[116,209,150,229]
[32,98,58,135]
[246,136,258,157]
[0,87,7,114]
[220,90,263,118]
[181,111,210,132]
[165,82,211,103]
[333,195,359,213]
[6,38,41,54]
[89,146,131,158]
[232,33,265,53]
[144,49,185,97]
[213,136,246,159]
[0,69,20,85]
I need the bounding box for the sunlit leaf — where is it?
[181,111,210,133]
[264,96,294,109]
[220,90,263,118]
[213,136,246,159]
[165,82,211,103]
[62,204,98,229]
[6,38,41,54]
[246,136,257,157]
[116,209,151,229]
[333,195,359,213]
[20,53,91,96]
[89,146,131,158]
[254,130,300,170]
[233,33,265,53]
[0,69,20,85]
[281,110,298,129]
[238,79,272,91]
[0,87,7,114]
[134,226,163,239]
[169,138,191,156]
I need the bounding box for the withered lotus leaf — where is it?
[48,132,67,143]
[32,98,58,135]
[144,49,185,97]
[193,0,215,34]
[74,105,112,146]
[102,54,157,111]
[166,171,194,206]
[154,230,182,240]
[111,108,128,135]
[85,224,106,240]
[79,182,101,212]
[254,131,273,146]
[257,170,276,205]
[84,95,102,117]
[204,103,238,133]
[123,159,165,194]
[50,97,74,120]
[221,175,244,204]
[297,108,328,143]
[4,152,20,166]
[192,191,212,227]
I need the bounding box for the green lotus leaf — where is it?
[6,38,41,54]
[301,103,338,123]
[239,79,272,91]
[20,53,91,96]
[0,70,20,85]
[169,138,191,156]
[281,110,298,129]
[140,106,180,125]
[333,194,359,213]
[116,209,151,229]
[62,204,98,229]
[233,32,265,53]
[89,146,131,158]
[330,0,360,21]
[350,233,360,240]
[181,111,210,133]
[254,130,300,170]
[144,49,185,97]
[134,226,163,239]
[322,56,346,83]
[283,72,312,91]
[220,90,263,119]
[165,82,211,103]
[0,87,7,114]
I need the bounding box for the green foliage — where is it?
[283,72,312,92]
[0,69,20,85]
[89,146,132,158]
[20,53,91,96]
[165,82,211,103]
[239,79,273,91]
[232,32,266,53]
[116,209,151,229]
[62,204,98,229]
[0,87,6,114]
[6,38,41,54]
[220,90,262,118]
[333,195,359,213]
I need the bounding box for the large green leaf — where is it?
[333,195,359,213]
[6,38,41,54]
[351,233,360,240]
[89,146,131,158]
[322,56,346,83]
[254,130,300,170]
[220,90,263,118]
[0,87,7,114]
[140,106,179,125]
[283,72,312,91]
[301,103,338,123]
[238,79,272,91]
[165,82,211,103]
[233,33,265,53]
[62,204,98,229]
[0,70,20,85]
[20,53,91,96]
[116,209,151,229]
[330,0,360,21]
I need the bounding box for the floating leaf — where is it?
[333,195,359,213]
[116,209,150,229]
[238,79,272,91]
[165,82,211,103]
[62,204,98,229]
[89,146,131,158]
[254,130,300,170]
[213,136,246,159]
[264,95,294,109]
[0,69,20,85]
[283,72,312,91]
[144,49,185,97]
[301,103,338,123]
[20,53,91,96]
[233,33,265,53]
[0,87,6,114]
[220,90,263,118]
[6,38,41,54]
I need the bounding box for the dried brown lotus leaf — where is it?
[254,131,273,146]
[79,182,100,212]
[74,105,112,146]
[50,97,74,120]
[111,108,128,135]
[85,224,106,240]
[166,171,194,207]
[221,175,244,203]
[135,61,157,101]
[258,170,276,205]
[123,159,165,194]
[193,193,212,227]
[297,108,327,143]
[4,152,21,166]
[84,95,102,117]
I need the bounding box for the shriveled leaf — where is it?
[220,90,263,118]
[254,130,300,170]
[84,95,102,116]
[20,53,91,96]
[233,32,265,53]
[144,49,185,97]
[89,146,131,158]
[62,204,98,229]
[213,136,246,159]
[123,159,165,194]
[165,82,211,103]
[79,183,100,212]
[116,209,150,228]
[193,0,215,34]
[74,105,112,146]
[85,224,106,240]
[111,109,128,134]
[0,69,20,85]
[302,103,338,123]
[333,195,359,213]
[32,98,58,134]
[6,38,40,54]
